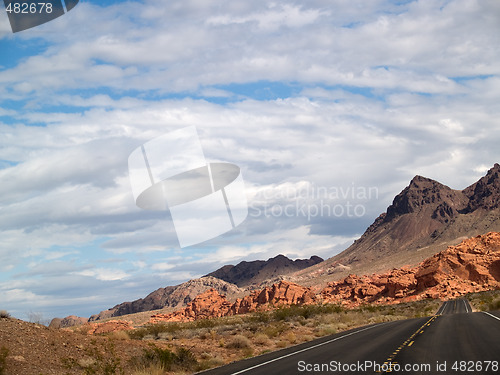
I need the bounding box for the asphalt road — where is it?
[198,299,500,375]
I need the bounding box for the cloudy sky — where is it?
[0,0,499,320]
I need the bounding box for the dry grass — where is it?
[225,335,251,349]
[108,330,130,341]
[131,364,166,375]
[253,333,270,346]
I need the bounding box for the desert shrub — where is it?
[131,364,165,375]
[273,307,294,321]
[260,322,287,338]
[107,330,130,341]
[272,304,344,321]
[315,324,337,337]
[0,347,8,375]
[62,341,124,375]
[192,318,218,329]
[131,345,197,373]
[0,311,9,319]
[128,326,152,340]
[197,355,225,371]
[247,311,270,323]
[285,332,297,344]
[276,340,288,348]
[129,323,182,340]
[360,304,379,313]
[226,335,251,349]
[176,347,197,368]
[301,335,315,342]
[489,298,500,311]
[253,333,270,345]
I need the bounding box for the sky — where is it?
[0,0,499,321]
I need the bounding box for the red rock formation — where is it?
[322,232,500,306]
[232,281,317,314]
[151,288,233,323]
[149,233,500,322]
[151,281,316,323]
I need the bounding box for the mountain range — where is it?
[292,163,500,286]
[54,163,500,325]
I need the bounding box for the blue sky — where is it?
[0,0,499,320]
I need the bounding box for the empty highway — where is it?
[199,299,500,375]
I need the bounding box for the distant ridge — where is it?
[77,255,322,324]
[205,254,323,287]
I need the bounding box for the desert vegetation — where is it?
[115,299,440,374]
[0,346,8,375]
[467,289,500,311]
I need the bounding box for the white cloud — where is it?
[207,4,329,30]
[151,263,176,271]
[0,0,499,319]
[1,0,498,95]
[76,268,129,281]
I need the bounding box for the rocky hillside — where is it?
[205,254,323,287]
[89,276,242,321]
[0,316,150,375]
[294,163,500,285]
[322,231,500,306]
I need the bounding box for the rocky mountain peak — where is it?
[385,175,460,222]
[205,254,323,287]
[462,163,500,213]
[311,163,500,282]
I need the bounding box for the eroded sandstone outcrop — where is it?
[322,232,500,306]
[150,281,316,323]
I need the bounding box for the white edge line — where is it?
[436,301,446,315]
[230,323,384,375]
[482,311,500,322]
[463,299,470,313]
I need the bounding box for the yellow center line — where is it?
[381,316,438,374]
